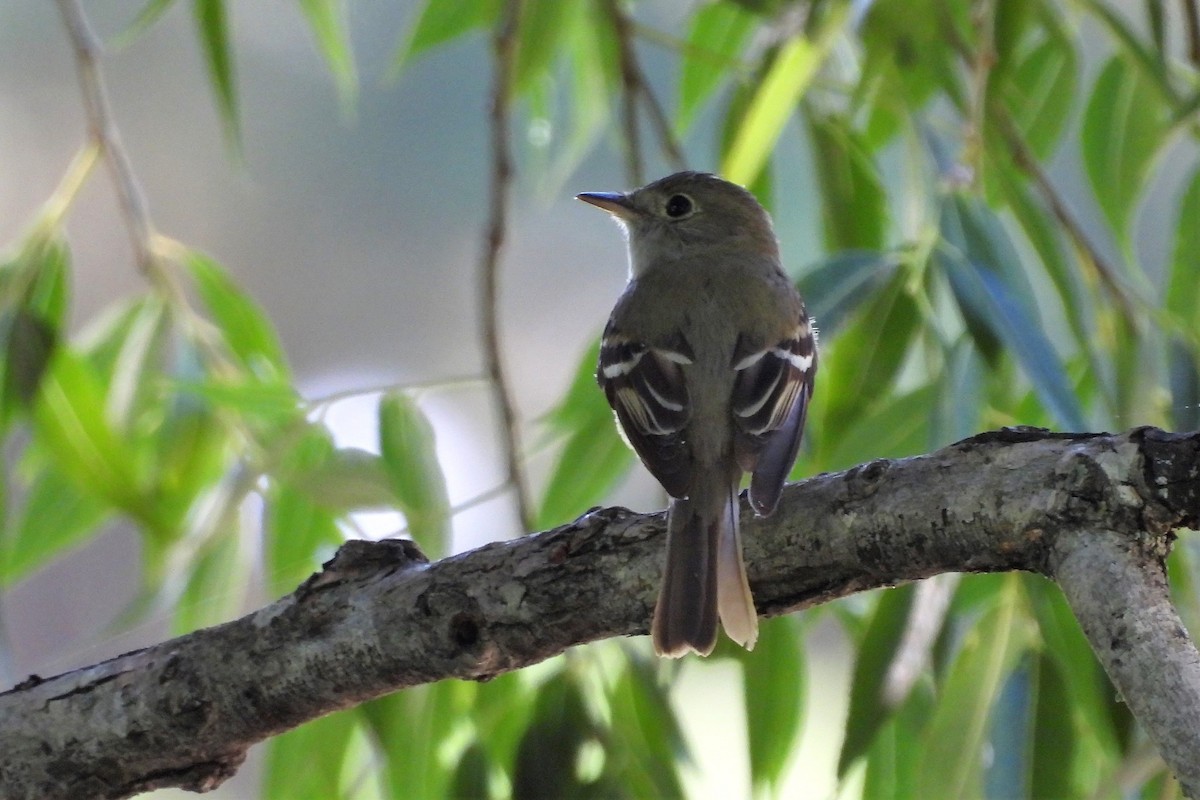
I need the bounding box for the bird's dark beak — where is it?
[576,191,638,222]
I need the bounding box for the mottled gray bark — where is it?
[1,427,1198,799]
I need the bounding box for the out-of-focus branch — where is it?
[55,0,157,275]
[480,0,533,532]
[605,0,686,181]
[1182,0,1200,68]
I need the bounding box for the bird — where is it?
[578,171,817,657]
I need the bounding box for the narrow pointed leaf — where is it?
[193,0,240,147]
[379,391,450,556]
[393,0,500,72]
[807,113,888,251]
[296,0,358,108]
[1081,55,1170,243]
[677,2,756,133]
[742,616,805,791]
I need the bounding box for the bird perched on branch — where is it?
[578,172,817,657]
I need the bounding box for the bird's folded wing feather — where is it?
[597,329,694,499]
[731,315,817,515]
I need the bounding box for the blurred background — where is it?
[2,0,1198,798]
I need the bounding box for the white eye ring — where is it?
[664,193,694,219]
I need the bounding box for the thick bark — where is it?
[1,427,1198,799]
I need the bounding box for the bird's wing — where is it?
[597,325,694,499]
[731,313,817,516]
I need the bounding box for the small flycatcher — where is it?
[579,171,817,657]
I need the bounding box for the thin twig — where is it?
[55,0,157,274]
[607,2,687,177]
[992,108,1138,325]
[480,0,534,532]
[605,0,645,185]
[1183,0,1200,68]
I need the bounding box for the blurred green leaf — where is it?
[917,576,1030,799]
[997,31,1077,159]
[605,659,687,798]
[513,672,603,799]
[290,446,398,512]
[1166,167,1200,332]
[819,268,919,433]
[862,680,934,799]
[264,709,358,800]
[931,337,983,448]
[472,670,536,773]
[193,0,240,147]
[363,683,458,800]
[743,616,805,791]
[450,741,490,800]
[5,310,57,409]
[379,391,450,556]
[296,0,358,109]
[1029,651,1084,799]
[723,1,852,186]
[1081,55,1170,244]
[538,343,633,529]
[116,0,180,46]
[838,585,915,775]
[33,348,159,528]
[184,250,290,379]
[798,250,895,339]
[513,0,577,95]
[2,466,109,586]
[938,195,1086,430]
[266,425,342,595]
[823,384,934,473]
[985,655,1033,799]
[173,528,250,634]
[677,2,756,134]
[393,0,500,72]
[1021,574,1122,761]
[806,113,888,251]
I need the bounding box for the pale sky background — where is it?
[0,1,1184,798]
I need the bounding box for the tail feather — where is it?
[716,488,758,650]
[652,475,759,657]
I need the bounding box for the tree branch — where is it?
[2,427,1199,798]
[1054,528,1200,796]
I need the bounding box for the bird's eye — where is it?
[664,194,694,218]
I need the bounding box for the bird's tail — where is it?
[652,471,759,657]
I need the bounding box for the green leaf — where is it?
[984,656,1033,799]
[797,250,895,339]
[997,32,1077,159]
[605,660,688,798]
[931,337,983,448]
[823,384,934,474]
[1021,574,1122,760]
[838,585,916,775]
[115,0,180,47]
[537,343,633,529]
[1166,167,1200,332]
[5,310,57,409]
[471,670,536,771]
[862,680,934,799]
[938,195,1086,430]
[362,683,458,799]
[513,672,601,799]
[1029,652,1084,799]
[266,425,342,595]
[192,0,240,147]
[722,1,852,186]
[379,392,450,557]
[513,0,577,95]
[742,616,805,791]
[1081,55,1170,244]
[393,0,500,72]
[917,576,1030,799]
[290,447,398,512]
[296,0,358,109]
[33,348,152,525]
[2,466,109,585]
[806,113,888,251]
[183,250,290,379]
[677,2,756,134]
[173,528,250,634]
[263,709,358,800]
[819,268,919,433]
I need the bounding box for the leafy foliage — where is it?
[6,0,1200,797]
